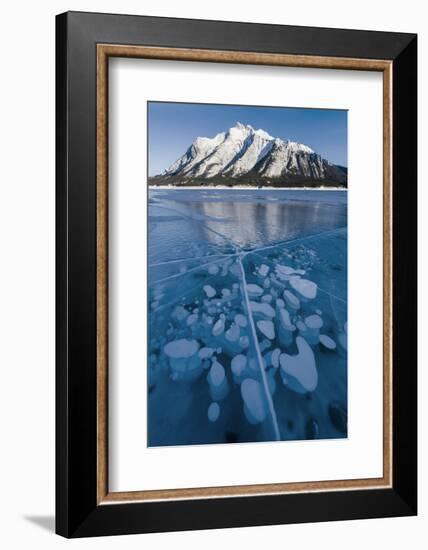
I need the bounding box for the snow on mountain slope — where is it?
[255,138,324,179]
[224,130,274,177]
[164,131,226,177]
[156,122,346,186]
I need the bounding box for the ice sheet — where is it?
[148,189,347,446]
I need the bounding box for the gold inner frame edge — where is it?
[96,44,393,505]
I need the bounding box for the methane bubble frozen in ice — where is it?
[319,334,337,350]
[304,314,323,344]
[246,284,264,298]
[283,290,300,312]
[207,402,220,423]
[258,264,270,277]
[250,301,275,319]
[234,313,248,328]
[271,348,281,368]
[186,313,198,326]
[212,318,225,337]
[263,278,271,289]
[280,336,318,393]
[248,358,259,375]
[172,305,189,322]
[203,285,216,298]
[263,348,279,369]
[208,264,219,275]
[289,277,317,300]
[164,339,202,381]
[259,339,271,352]
[305,314,323,330]
[207,360,229,401]
[263,351,273,368]
[257,320,275,340]
[278,307,296,347]
[199,347,214,360]
[240,378,268,424]
[231,354,247,384]
[225,323,240,342]
[296,320,308,339]
[275,264,305,281]
[239,335,250,349]
[153,288,164,301]
[164,339,199,359]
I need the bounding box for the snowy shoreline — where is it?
[148,185,347,191]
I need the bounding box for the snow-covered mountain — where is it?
[150,122,347,187]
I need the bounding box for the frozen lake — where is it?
[147,188,348,446]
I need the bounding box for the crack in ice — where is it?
[149,253,232,269]
[242,226,347,257]
[237,255,280,441]
[149,254,240,287]
[317,287,347,305]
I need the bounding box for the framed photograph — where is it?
[56,11,417,537]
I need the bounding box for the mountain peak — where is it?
[156,123,346,187]
[229,122,273,141]
[227,121,253,140]
[233,121,248,131]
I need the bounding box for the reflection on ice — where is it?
[148,189,347,446]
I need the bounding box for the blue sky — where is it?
[148,102,347,176]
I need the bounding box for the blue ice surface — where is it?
[148,188,347,446]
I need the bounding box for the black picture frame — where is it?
[56,11,417,538]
